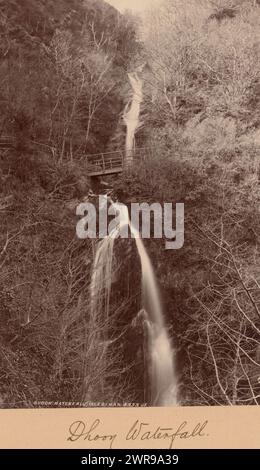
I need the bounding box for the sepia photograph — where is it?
[0,0,259,411]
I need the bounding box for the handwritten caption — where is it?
[67,419,209,449]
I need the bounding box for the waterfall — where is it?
[90,235,115,322]
[123,67,144,166]
[89,198,178,406]
[134,234,178,406]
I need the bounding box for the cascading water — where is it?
[134,233,178,406]
[123,67,144,166]
[90,235,115,322]
[89,198,178,406]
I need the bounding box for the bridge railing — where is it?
[87,150,124,174]
[86,147,154,175]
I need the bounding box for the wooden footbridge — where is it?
[86,149,125,176]
[86,147,152,177]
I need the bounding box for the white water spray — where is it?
[90,198,178,406]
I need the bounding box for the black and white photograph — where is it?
[0,0,259,410]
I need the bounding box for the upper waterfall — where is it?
[123,66,144,166]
